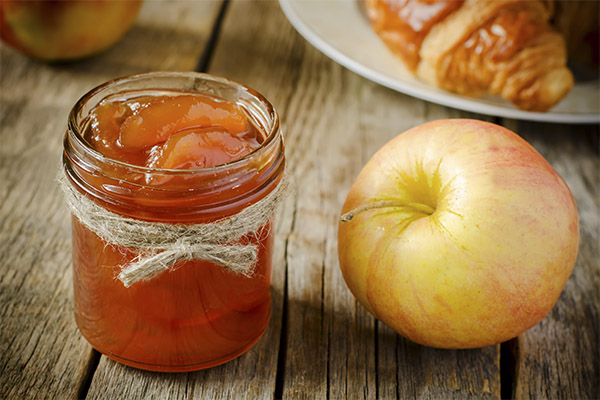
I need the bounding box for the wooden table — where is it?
[1,1,598,399]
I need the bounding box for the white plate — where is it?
[279,0,600,124]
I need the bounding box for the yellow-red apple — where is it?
[0,0,142,61]
[338,119,579,349]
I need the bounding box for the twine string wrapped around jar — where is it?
[59,170,290,288]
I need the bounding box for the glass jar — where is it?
[62,72,285,372]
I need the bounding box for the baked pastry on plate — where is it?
[366,0,583,111]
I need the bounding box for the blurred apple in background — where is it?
[0,0,143,61]
[338,119,579,349]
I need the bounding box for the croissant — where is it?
[366,0,574,111]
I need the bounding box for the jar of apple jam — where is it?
[62,72,285,372]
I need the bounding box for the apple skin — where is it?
[0,0,142,61]
[338,119,579,349]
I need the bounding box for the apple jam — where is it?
[62,72,285,372]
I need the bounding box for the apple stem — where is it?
[340,200,435,222]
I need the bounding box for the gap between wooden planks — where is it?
[0,1,223,398]
[185,1,502,399]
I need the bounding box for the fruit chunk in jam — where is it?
[84,93,263,169]
[147,127,257,170]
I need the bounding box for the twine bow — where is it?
[59,170,289,287]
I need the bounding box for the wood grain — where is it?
[211,1,502,398]
[505,121,600,400]
[0,1,222,398]
[0,51,101,400]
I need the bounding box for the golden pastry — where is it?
[366,0,574,111]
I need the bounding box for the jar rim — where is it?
[67,71,281,176]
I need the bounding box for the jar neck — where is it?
[62,72,285,224]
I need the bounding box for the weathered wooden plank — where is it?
[0,1,222,398]
[210,2,375,397]
[85,1,302,397]
[360,89,502,400]
[80,1,292,399]
[209,0,503,398]
[212,1,374,397]
[206,1,312,398]
[79,1,228,399]
[0,58,101,400]
[503,121,600,400]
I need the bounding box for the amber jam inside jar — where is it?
[62,72,285,372]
